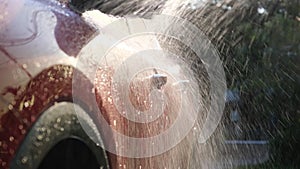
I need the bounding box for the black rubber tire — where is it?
[10,102,110,169]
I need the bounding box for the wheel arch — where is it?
[0,64,112,169]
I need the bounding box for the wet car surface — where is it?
[0,0,198,168]
[0,0,99,168]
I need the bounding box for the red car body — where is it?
[0,0,194,168]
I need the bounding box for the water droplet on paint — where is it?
[21,156,28,164]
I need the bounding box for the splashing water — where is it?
[74,0,299,168]
[77,0,226,168]
[71,0,288,169]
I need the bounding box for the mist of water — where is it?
[79,0,281,168]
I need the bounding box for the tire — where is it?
[10,102,110,169]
